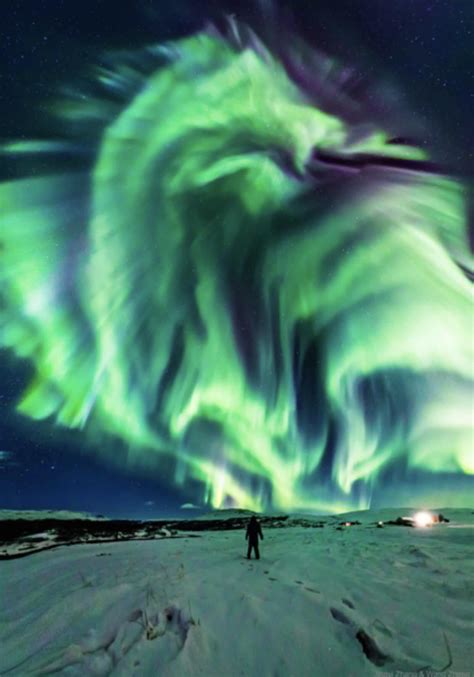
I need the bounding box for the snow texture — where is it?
[0,508,473,675]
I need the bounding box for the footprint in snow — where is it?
[304,586,320,594]
[356,629,391,667]
[330,607,351,625]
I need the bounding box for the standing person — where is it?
[245,516,263,559]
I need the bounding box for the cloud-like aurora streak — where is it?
[1,24,473,512]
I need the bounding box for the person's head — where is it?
[250,516,257,524]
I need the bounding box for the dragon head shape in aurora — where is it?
[1,22,472,512]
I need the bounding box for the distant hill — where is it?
[0,510,109,521]
[330,507,471,523]
[198,506,473,524]
[196,508,259,521]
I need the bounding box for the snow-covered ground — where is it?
[0,508,472,676]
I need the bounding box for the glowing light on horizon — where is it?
[413,511,435,528]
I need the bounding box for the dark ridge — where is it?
[0,515,292,547]
[0,514,336,561]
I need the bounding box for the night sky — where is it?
[1,0,472,518]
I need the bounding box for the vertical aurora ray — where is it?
[1,23,472,512]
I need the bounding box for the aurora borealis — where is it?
[1,7,473,515]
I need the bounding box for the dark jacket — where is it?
[246,518,263,543]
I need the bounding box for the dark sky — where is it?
[1,0,472,172]
[0,0,472,518]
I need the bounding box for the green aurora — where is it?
[1,26,473,512]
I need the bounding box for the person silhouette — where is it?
[245,516,263,559]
